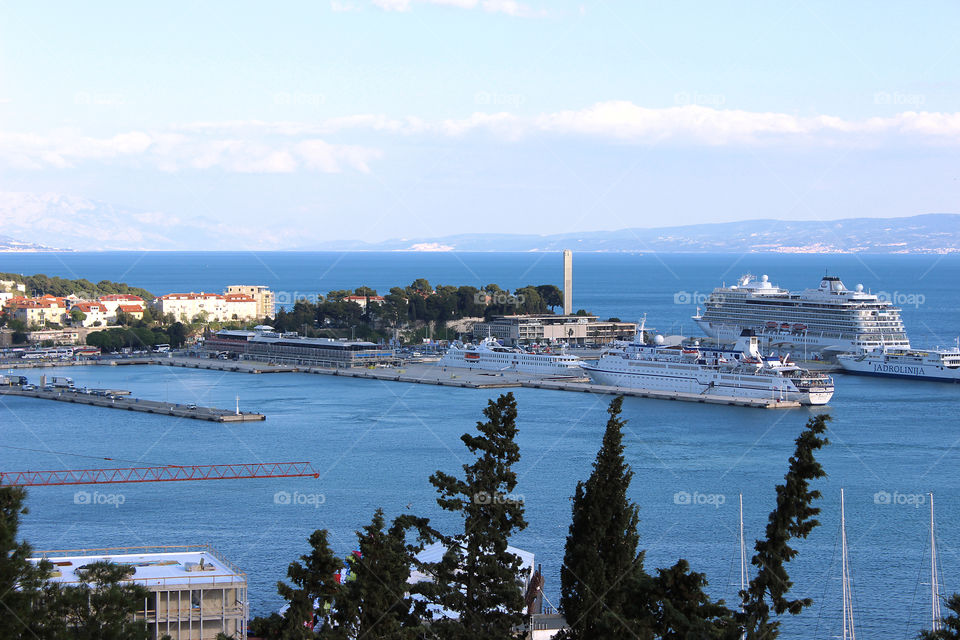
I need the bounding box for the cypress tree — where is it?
[424,392,528,639]
[558,396,647,639]
[740,414,830,639]
[331,508,425,639]
[277,529,343,639]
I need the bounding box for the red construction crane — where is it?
[0,461,319,487]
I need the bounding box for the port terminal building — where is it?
[203,329,395,367]
[470,315,637,347]
[30,545,247,640]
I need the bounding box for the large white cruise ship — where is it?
[837,345,960,382]
[692,274,910,355]
[439,337,584,376]
[581,330,834,405]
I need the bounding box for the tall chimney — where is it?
[562,249,573,316]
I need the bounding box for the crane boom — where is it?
[0,462,319,487]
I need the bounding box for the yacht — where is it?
[693,274,910,355]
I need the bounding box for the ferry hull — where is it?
[837,359,960,383]
[582,364,833,406]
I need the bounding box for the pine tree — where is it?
[59,561,151,640]
[331,508,425,639]
[424,392,528,639]
[558,396,648,639]
[740,414,830,639]
[277,529,343,639]
[0,487,64,640]
[919,594,960,639]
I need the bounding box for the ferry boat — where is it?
[581,328,834,405]
[837,345,960,382]
[439,337,584,376]
[693,274,910,355]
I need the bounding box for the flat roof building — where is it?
[30,545,247,640]
[471,314,637,347]
[204,329,394,367]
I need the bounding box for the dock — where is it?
[0,387,265,422]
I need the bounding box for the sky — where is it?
[1,0,959,249]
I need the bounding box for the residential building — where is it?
[5,297,67,328]
[26,328,81,345]
[69,302,108,327]
[343,295,386,311]
[0,279,26,293]
[116,304,145,321]
[152,293,258,323]
[30,545,247,640]
[99,294,146,321]
[470,315,637,346]
[225,285,275,319]
[223,293,258,321]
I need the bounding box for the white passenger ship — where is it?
[439,337,584,376]
[693,275,910,355]
[837,345,960,382]
[581,329,834,405]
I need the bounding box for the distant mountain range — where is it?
[1,190,959,253]
[313,214,960,254]
[0,234,64,252]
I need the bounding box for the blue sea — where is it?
[2,251,960,639]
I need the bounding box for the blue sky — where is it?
[1,1,959,248]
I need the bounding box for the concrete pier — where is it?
[0,387,265,422]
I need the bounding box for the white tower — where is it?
[563,249,573,316]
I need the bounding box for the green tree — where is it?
[423,393,528,639]
[59,561,150,640]
[558,396,647,639]
[919,594,960,639]
[0,487,63,640]
[740,414,831,639]
[69,307,87,325]
[331,509,425,639]
[354,286,377,297]
[276,529,342,638]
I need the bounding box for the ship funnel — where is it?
[734,330,762,360]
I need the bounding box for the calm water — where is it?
[2,251,959,638]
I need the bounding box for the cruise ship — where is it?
[693,274,910,355]
[581,330,834,405]
[439,337,584,376]
[837,345,960,382]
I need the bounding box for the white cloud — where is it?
[173,103,960,148]
[0,129,383,174]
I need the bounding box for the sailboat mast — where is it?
[739,493,747,640]
[841,488,856,640]
[932,492,942,632]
